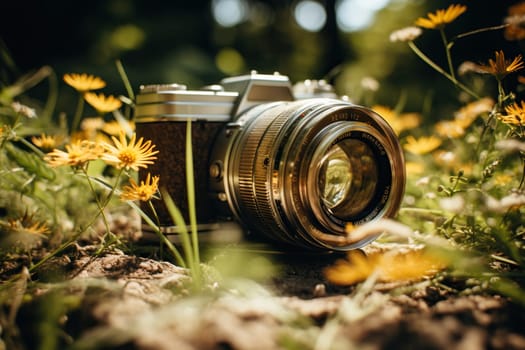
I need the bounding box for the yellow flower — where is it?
[8,212,50,237]
[454,97,494,128]
[44,140,105,167]
[325,251,374,285]
[477,50,524,81]
[77,117,106,142]
[84,92,123,114]
[324,249,445,285]
[499,114,525,126]
[31,133,64,152]
[405,161,425,175]
[101,120,136,136]
[434,97,493,138]
[504,2,525,41]
[63,73,106,92]
[435,120,465,138]
[121,173,160,201]
[70,130,111,144]
[372,105,421,135]
[81,117,105,132]
[501,101,525,126]
[403,135,442,155]
[102,132,159,171]
[414,4,467,29]
[503,100,525,115]
[493,173,513,186]
[9,219,50,236]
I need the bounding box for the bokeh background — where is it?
[0,0,523,122]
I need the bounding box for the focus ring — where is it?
[237,119,267,216]
[236,105,290,230]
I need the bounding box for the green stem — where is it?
[186,119,200,272]
[440,28,456,84]
[146,201,186,267]
[519,154,525,189]
[496,79,506,110]
[85,167,125,252]
[29,168,125,273]
[161,188,197,280]
[70,93,85,133]
[42,69,58,124]
[30,224,89,272]
[115,59,135,102]
[18,136,45,158]
[398,207,446,217]
[393,90,407,115]
[452,23,509,42]
[82,166,112,243]
[408,41,480,100]
[125,200,187,267]
[102,168,124,208]
[475,110,497,156]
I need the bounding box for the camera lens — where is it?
[319,139,377,219]
[212,99,405,250]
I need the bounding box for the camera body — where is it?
[135,71,405,251]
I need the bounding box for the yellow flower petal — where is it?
[121,173,160,202]
[373,105,422,135]
[501,100,525,126]
[63,73,106,92]
[31,133,64,152]
[84,92,123,114]
[44,140,104,167]
[324,249,446,286]
[435,120,465,138]
[403,135,442,155]
[102,132,159,171]
[477,50,524,81]
[415,4,467,30]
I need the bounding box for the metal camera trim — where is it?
[135,72,406,251]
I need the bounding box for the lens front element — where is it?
[319,139,378,219]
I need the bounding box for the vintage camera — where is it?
[135,71,405,251]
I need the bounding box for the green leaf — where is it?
[5,142,56,181]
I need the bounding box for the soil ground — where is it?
[2,239,525,350]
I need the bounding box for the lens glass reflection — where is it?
[319,139,378,219]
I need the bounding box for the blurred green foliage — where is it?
[0,0,521,119]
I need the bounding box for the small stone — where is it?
[313,283,326,297]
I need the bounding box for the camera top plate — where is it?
[135,84,238,122]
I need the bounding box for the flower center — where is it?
[118,149,137,165]
[70,150,84,160]
[137,188,150,200]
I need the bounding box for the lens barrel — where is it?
[211,98,405,250]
